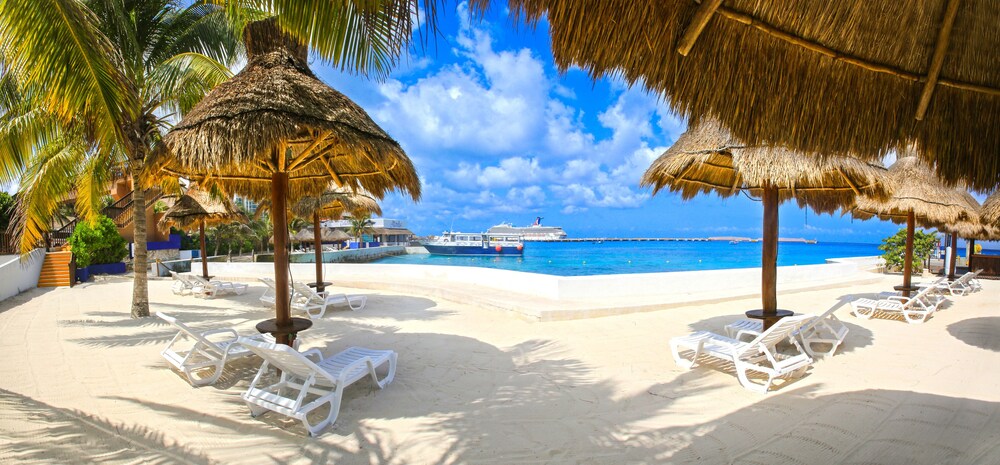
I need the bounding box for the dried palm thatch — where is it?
[157,186,246,234]
[640,119,892,213]
[292,228,349,243]
[851,157,978,227]
[476,0,1000,191]
[153,18,421,202]
[982,191,1000,226]
[290,187,381,220]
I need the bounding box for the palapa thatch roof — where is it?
[290,187,381,220]
[852,157,978,228]
[292,227,349,243]
[640,119,891,214]
[982,192,1000,226]
[157,186,246,234]
[476,0,1000,191]
[154,18,420,202]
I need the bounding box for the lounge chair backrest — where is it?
[157,312,224,357]
[292,282,322,302]
[259,277,276,289]
[240,337,337,384]
[797,305,841,334]
[907,285,936,306]
[735,314,812,358]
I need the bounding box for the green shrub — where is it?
[68,216,128,267]
[153,200,169,213]
[878,228,937,272]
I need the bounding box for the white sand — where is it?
[1,273,999,464]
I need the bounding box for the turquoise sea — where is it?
[372,241,884,277]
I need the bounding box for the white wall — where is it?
[0,249,45,302]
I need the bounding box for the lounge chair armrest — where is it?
[301,348,323,362]
[201,328,239,342]
[884,296,909,303]
[337,356,373,384]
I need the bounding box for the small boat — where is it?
[730,240,739,245]
[423,232,524,256]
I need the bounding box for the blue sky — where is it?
[314,4,975,244]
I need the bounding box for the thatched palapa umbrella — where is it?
[852,157,976,294]
[291,187,380,293]
[155,19,420,344]
[641,120,890,329]
[158,185,247,279]
[935,191,984,280]
[478,0,1000,191]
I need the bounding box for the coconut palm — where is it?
[348,214,376,244]
[0,0,241,317]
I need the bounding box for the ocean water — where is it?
[372,241,883,276]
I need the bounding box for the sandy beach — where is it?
[1,272,998,464]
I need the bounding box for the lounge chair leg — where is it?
[735,365,769,394]
[246,402,268,418]
[669,341,700,369]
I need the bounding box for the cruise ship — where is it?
[488,217,567,241]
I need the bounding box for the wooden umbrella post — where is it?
[761,184,779,316]
[270,171,292,345]
[313,212,324,292]
[902,210,915,297]
[948,232,958,280]
[199,220,209,279]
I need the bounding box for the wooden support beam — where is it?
[837,168,861,195]
[677,0,723,56]
[287,131,332,172]
[321,157,345,187]
[916,0,961,120]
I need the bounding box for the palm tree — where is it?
[1,0,438,318]
[348,214,375,245]
[0,0,241,317]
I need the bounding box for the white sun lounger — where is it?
[157,312,278,386]
[850,285,941,324]
[941,270,983,296]
[238,338,397,436]
[724,306,849,359]
[169,271,194,296]
[670,314,814,394]
[291,281,367,319]
[187,274,248,298]
[258,277,295,306]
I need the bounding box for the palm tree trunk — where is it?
[130,169,149,318]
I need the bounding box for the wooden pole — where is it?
[762,184,778,315]
[199,221,209,279]
[676,0,722,56]
[948,232,958,280]
[902,210,915,297]
[270,171,292,346]
[313,212,324,292]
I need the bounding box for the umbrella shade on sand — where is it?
[157,185,247,279]
[641,119,891,329]
[852,157,977,294]
[155,19,420,345]
[476,0,1000,191]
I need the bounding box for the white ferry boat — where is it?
[423,232,524,256]
[487,217,567,241]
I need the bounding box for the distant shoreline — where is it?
[524,236,818,243]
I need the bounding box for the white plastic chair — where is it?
[724,306,849,359]
[238,338,397,436]
[169,271,194,296]
[187,274,249,298]
[290,281,366,319]
[157,312,278,386]
[670,314,814,394]
[850,285,942,323]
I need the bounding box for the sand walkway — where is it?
[1,273,998,464]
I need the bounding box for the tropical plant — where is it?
[348,214,375,243]
[0,0,241,317]
[879,228,937,272]
[67,215,127,268]
[0,191,14,232]
[209,222,254,255]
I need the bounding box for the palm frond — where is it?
[0,77,61,184]
[151,52,234,117]
[10,133,87,254]
[74,145,119,223]
[0,0,133,148]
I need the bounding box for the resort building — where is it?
[323,217,415,246]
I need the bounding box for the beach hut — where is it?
[641,119,891,329]
[852,157,977,295]
[157,185,247,279]
[153,19,420,344]
[478,0,1000,191]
